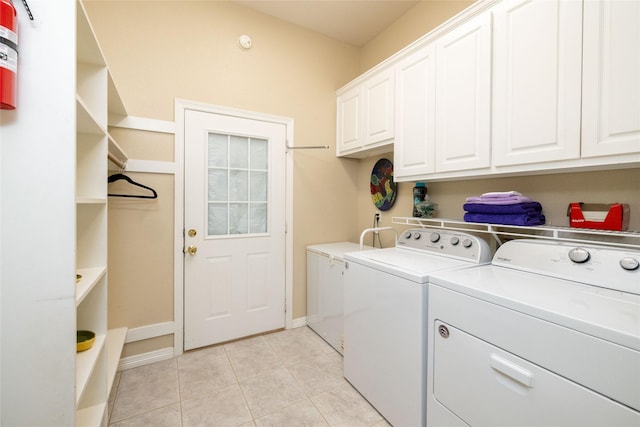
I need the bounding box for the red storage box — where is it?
[568,202,630,231]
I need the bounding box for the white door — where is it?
[183,109,286,350]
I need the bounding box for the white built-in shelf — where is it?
[392,217,640,249]
[76,267,107,306]
[76,403,106,427]
[76,197,107,205]
[106,327,128,391]
[108,134,128,170]
[75,333,107,404]
[108,73,127,117]
[77,97,106,136]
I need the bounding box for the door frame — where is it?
[174,99,294,356]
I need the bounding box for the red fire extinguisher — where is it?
[0,0,18,110]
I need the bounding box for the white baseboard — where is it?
[125,321,175,343]
[291,316,307,328]
[117,347,175,372]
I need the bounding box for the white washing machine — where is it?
[343,229,491,427]
[427,239,640,427]
[307,242,371,354]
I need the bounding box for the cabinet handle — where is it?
[489,354,535,388]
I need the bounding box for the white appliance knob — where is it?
[450,237,459,245]
[414,233,422,240]
[463,239,472,248]
[430,233,440,243]
[404,232,412,239]
[620,257,640,271]
[568,247,590,263]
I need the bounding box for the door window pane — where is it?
[208,169,228,201]
[250,203,267,233]
[229,203,248,234]
[208,203,228,235]
[230,136,249,168]
[207,132,269,236]
[208,133,228,167]
[250,139,268,170]
[250,171,267,202]
[229,170,249,201]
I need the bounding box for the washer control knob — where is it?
[414,233,422,240]
[463,239,473,248]
[568,247,590,263]
[404,232,412,239]
[430,233,441,243]
[450,237,460,246]
[620,257,640,271]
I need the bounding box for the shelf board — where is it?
[107,327,128,393]
[76,197,107,205]
[77,96,107,136]
[108,72,127,116]
[76,402,106,427]
[76,333,106,404]
[108,133,128,170]
[76,0,105,66]
[76,267,107,306]
[392,216,640,249]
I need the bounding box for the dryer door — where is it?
[432,321,640,427]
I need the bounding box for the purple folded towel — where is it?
[463,202,542,214]
[465,196,532,205]
[464,212,546,226]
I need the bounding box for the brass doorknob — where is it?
[186,245,198,255]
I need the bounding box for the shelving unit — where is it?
[392,217,640,249]
[76,1,128,424]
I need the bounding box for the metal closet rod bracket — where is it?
[286,144,330,150]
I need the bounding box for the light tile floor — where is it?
[108,326,391,427]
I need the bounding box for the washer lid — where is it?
[430,265,640,351]
[345,247,483,282]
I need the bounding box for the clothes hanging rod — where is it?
[108,152,127,170]
[286,145,330,150]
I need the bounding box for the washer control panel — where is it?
[397,229,491,263]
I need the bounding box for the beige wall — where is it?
[86,0,362,356]
[359,0,475,72]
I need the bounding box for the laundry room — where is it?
[1,0,638,425]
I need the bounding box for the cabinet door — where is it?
[336,86,361,155]
[394,43,437,179]
[363,68,395,146]
[435,13,492,173]
[582,0,640,158]
[492,0,582,166]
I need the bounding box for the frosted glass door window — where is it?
[207,133,269,236]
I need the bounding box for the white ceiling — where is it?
[232,0,421,46]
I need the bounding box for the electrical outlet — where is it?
[375,212,382,223]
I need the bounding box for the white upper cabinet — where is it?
[336,0,639,179]
[336,67,395,158]
[492,0,583,166]
[336,85,361,154]
[394,42,437,179]
[434,12,492,173]
[581,0,640,158]
[364,69,395,146]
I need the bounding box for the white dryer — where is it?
[343,229,491,427]
[428,239,640,427]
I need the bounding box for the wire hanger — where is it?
[108,173,158,199]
